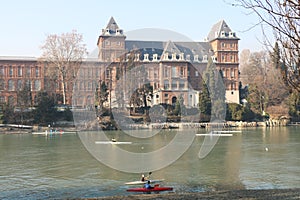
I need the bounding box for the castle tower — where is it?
[97,17,126,62]
[207,20,240,104]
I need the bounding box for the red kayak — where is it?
[127,186,173,193]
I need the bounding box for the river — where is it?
[0,126,299,199]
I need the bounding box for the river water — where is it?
[0,126,299,199]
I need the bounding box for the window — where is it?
[231,82,235,90]
[195,71,199,77]
[222,42,226,48]
[179,80,185,89]
[25,80,31,90]
[0,66,4,76]
[26,67,31,77]
[9,66,13,77]
[164,80,169,89]
[105,40,110,46]
[164,93,168,97]
[171,80,177,89]
[17,80,23,90]
[34,80,41,91]
[171,67,177,77]
[164,67,169,77]
[230,55,234,62]
[35,66,39,77]
[8,80,15,91]
[8,96,14,104]
[106,69,110,79]
[222,55,225,62]
[80,82,85,90]
[0,96,4,103]
[180,67,184,76]
[231,70,234,78]
[0,79,4,90]
[18,66,22,77]
[88,81,92,91]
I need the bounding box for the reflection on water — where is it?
[0,126,299,199]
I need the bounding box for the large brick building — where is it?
[0,17,240,109]
[92,17,240,108]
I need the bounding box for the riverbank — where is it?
[83,188,300,200]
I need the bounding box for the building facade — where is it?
[95,17,240,108]
[0,17,240,109]
[0,57,44,106]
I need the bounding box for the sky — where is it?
[0,0,269,57]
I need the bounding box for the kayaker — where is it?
[144,180,153,189]
[141,174,145,181]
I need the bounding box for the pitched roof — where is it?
[105,16,119,31]
[207,20,239,41]
[125,40,213,62]
[100,16,124,36]
[162,40,181,55]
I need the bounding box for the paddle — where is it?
[147,172,152,180]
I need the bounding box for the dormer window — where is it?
[134,54,140,61]
[143,54,149,62]
[186,54,190,61]
[202,55,208,62]
[172,53,177,61]
[163,53,169,60]
[126,53,130,61]
[153,54,158,61]
[179,53,184,61]
[105,29,110,35]
[220,31,225,37]
[229,32,235,37]
[211,56,217,62]
[194,55,199,62]
[116,29,123,35]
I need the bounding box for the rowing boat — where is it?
[196,133,233,136]
[32,131,76,135]
[95,141,132,144]
[126,186,173,193]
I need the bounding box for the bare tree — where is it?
[241,50,289,116]
[40,30,87,104]
[233,0,300,91]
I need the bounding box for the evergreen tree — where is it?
[198,79,211,116]
[2,103,15,124]
[95,81,109,111]
[34,91,57,125]
[271,42,280,69]
[203,57,226,121]
[174,95,185,116]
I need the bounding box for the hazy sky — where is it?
[0,0,269,57]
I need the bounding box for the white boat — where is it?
[95,141,132,144]
[195,130,239,137]
[196,133,233,136]
[32,131,76,135]
[125,179,165,185]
